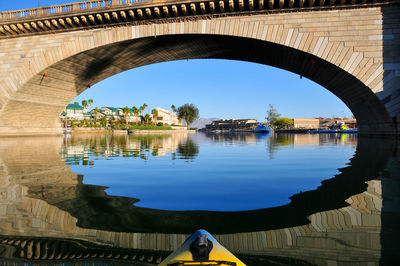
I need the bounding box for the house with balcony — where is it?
[60,104,91,120]
[154,107,182,125]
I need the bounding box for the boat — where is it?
[308,129,339,133]
[253,123,271,133]
[159,229,246,266]
[342,128,358,133]
[308,128,358,134]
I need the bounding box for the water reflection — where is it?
[0,133,398,265]
[62,133,192,164]
[175,138,199,161]
[61,132,357,212]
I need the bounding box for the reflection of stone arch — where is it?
[0,136,396,264]
[0,5,398,135]
[0,235,169,263]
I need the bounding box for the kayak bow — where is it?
[159,229,246,266]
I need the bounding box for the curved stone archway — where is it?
[0,6,398,135]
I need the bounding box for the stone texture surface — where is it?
[0,5,399,135]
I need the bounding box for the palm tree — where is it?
[142,103,148,115]
[177,104,199,129]
[94,107,100,120]
[171,104,177,124]
[122,106,130,125]
[132,106,139,124]
[88,99,93,111]
[143,114,151,125]
[151,109,158,124]
[81,100,88,110]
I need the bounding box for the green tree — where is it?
[177,104,199,129]
[151,109,158,124]
[74,102,79,105]
[88,99,93,111]
[81,100,88,110]
[143,113,151,125]
[266,104,280,125]
[122,106,130,125]
[142,103,148,115]
[132,106,140,124]
[171,105,177,124]
[94,107,100,120]
[171,104,177,113]
[273,117,293,128]
[139,106,145,121]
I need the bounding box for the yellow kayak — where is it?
[159,229,246,266]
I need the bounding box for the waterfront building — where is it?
[154,107,182,125]
[205,119,258,131]
[61,105,183,124]
[100,107,122,120]
[292,119,320,129]
[319,118,357,129]
[89,110,107,120]
[98,107,136,122]
[59,104,90,120]
[292,118,357,129]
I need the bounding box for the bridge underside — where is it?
[0,34,394,135]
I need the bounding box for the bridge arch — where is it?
[0,8,396,135]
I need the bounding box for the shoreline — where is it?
[70,128,196,135]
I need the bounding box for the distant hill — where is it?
[191,118,220,129]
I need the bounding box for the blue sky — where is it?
[2,1,353,121]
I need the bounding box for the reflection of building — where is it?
[205,119,258,131]
[205,132,258,144]
[61,133,191,164]
[292,133,357,146]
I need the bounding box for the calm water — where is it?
[0,132,399,265]
[64,133,356,211]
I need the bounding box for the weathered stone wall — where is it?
[0,5,399,135]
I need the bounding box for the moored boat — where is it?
[308,128,358,134]
[159,229,246,266]
[253,123,271,133]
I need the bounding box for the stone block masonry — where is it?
[0,0,399,136]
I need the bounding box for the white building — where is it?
[154,107,182,125]
[60,104,90,120]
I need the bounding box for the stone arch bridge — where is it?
[0,0,399,136]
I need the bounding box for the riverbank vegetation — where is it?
[177,104,199,129]
[63,102,199,131]
[112,124,172,130]
[265,104,293,128]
